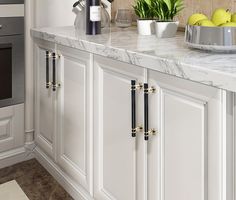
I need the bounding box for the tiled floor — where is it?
[0,180,29,200]
[0,159,73,200]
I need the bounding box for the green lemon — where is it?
[188,13,208,25]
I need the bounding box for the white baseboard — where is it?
[34,147,93,200]
[0,143,35,169]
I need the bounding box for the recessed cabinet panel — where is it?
[0,104,24,153]
[39,58,54,143]
[163,91,206,200]
[61,58,86,172]
[0,118,11,139]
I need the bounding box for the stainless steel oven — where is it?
[0,16,24,108]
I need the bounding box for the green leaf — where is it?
[144,0,152,6]
[133,0,154,19]
[162,0,171,11]
[150,0,184,20]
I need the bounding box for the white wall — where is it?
[34,0,75,27]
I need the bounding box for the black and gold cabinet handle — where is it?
[45,51,52,89]
[143,83,156,141]
[45,50,61,92]
[131,80,143,137]
[51,52,61,92]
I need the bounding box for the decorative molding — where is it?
[0,143,35,169]
[218,90,235,200]
[220,90,227,200]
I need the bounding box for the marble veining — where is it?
[31,26,236,92]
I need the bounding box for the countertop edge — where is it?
[30,28,236,93]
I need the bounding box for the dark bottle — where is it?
[86,0,101,35]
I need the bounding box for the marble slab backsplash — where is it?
[112,0,236,27]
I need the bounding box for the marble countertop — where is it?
[31,26,236,92]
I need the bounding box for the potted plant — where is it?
[152,0,184,38]
[133,0,155,35]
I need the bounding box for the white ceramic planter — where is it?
[155,21,179,38]
[137,19,155,35]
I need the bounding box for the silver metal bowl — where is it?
[185,25,236,53]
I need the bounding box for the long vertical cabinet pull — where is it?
[131,80,143,137]
[131,80,137,137]
[144,83,156,141]
[45,51,51,89]
[52,52,56,91]
[144,83,149,140]
[52,52,61,92]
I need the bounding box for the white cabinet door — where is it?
[0,104,24,153]
[35,46,55,158]
[56,45,92,193]
[94,55,145,200]
[148,70,224,200]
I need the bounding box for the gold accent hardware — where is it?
[46,82,52,88]
[48,52,61,59]
[144,129,156,136]
[132,126,143,133]
[52,83,61,90]
[144,86,156,94]
[131,83,143,91]
[48,52,52,58]
[52,53,61,59]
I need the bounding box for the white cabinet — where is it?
[148,71,225,200]
[34,43,92,195]
[56,45,92,192]
[93,55,146,200]
[94,55,231,200]
[0,104,24,153]
[33,40,234,200]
